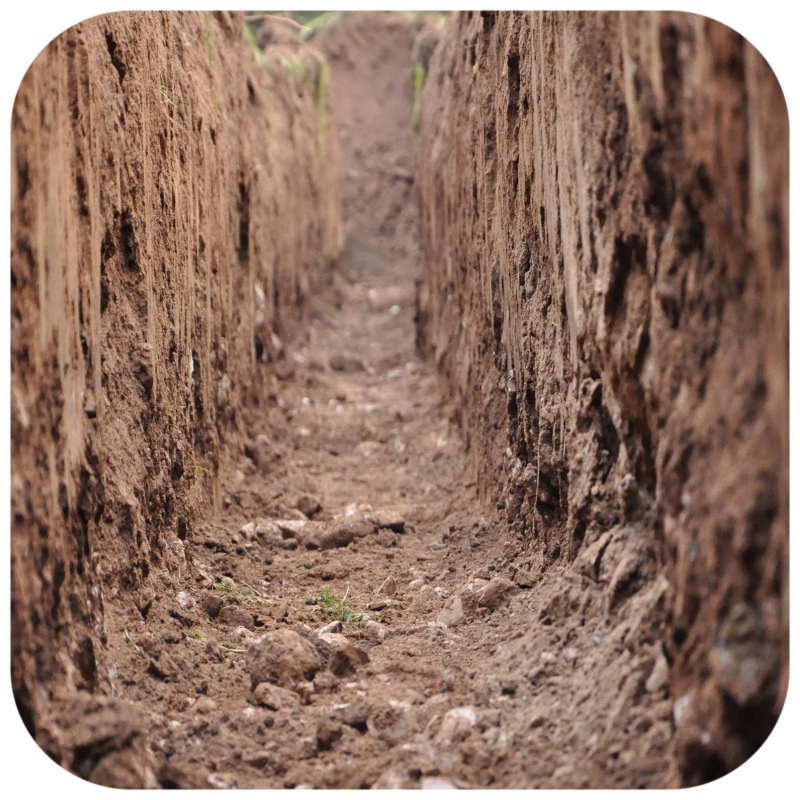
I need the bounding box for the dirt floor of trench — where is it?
[73,15,681,790]
[101,273,678,790]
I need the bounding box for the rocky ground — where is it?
[99,271,679,789]
[11,11,788,792]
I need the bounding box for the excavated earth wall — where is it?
[10,10,341,782]
[417,11,788,784]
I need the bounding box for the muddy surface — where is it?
[10,10,788,791]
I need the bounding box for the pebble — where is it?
[329,354,365,372]
[437,594,465,628]
[296,495,322,517]
[240,750,275,769]
[245,630,322,690]
[218,605,255,630]
[478,577,518,610]
[420,776,458,790]
[436,707,477,744]
[207,773,235,790]
[316,620,343,636]
[193,696,217,715]
[342,701,371,730]
[540,651,557,665]
[368,508,406,532]
[363,620,388,642]
[645,649,670,693]
[252,682,301,711]
[200,592,224,620]
[514,570,536,589]
[319,517,374,550]
[274,519,307,537]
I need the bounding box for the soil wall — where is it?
[417,11,788,783]
[10,10,341,781]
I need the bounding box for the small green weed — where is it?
[313,585,374,624]
[188,452,215,477]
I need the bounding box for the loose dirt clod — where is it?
[246,630,323,690]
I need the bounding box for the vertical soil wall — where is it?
[417,11,788,783]
[11,10,341,780]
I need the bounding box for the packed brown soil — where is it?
[9,10,788,792]
[11,10,341,783]
[418,11,788,785]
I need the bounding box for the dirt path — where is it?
[24,12,680,790]
[101,246,678,789]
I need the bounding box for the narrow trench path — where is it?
[112,266,676,789]
[104,15,678,790]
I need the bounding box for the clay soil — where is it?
[78,14,678,789]
[11,11,787,792]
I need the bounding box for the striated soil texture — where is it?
[418,11,788,785]
[9,10,788,792]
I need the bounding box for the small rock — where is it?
[371,768,406,790]
[368,596,393,611]
[246,630,322,690]
[239,521,258,540]
[377,575,397,596]
[318,632,349,648]
[277,537,298,550]
[342,701,371,731]
[540,651,557,665]
[218,605,255,630]
[437,595,465,628]
[421,776,458,790]
[252,682,301,711]
[329,643,370,677]
[363,620,388,642]
[274,519,307,538]
[436,707,477,744]
[322,516,375,549]
[296,495,322,517]
[317,620,343,637]
[193,696,217,715]
[207,773,236,790]
[316,717,343,750]
[240,749,275,769]
[514,570,536,589]
[200,592,224,620]
[645,649,670,693]
[319,526,355,550]
[329,354,365,372]
[478,577,518,610]
[296,681,315,704]
[563,647,579,665]
[368,508,406,532]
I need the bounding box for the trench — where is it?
[10,10,788,792]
